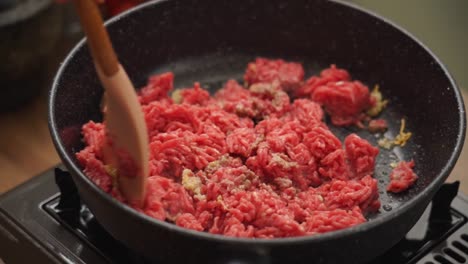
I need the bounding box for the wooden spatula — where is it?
[74,0,149,206]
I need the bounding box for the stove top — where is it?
[0,167,467,264]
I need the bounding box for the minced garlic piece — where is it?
[271,153,298,169]
[273,177,293,189]
[367,85,388,117]
[378,138,393,149]
[205,155,232,174]
[393,118,412,147]
[390,162,399,168]
[182,169,204,200]
[171,89,183,104]
[205,160,220,173]
[378,118,412,149]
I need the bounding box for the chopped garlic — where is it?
[367,85,389,117]
[171,89,183,104]
[393,118,412,147]
[377,118,412,149]
[271,153,298,169]
[205,155,232,174]
[182,169,204,200]
[378,138,393,149]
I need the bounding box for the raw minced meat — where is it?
[387,160,418,193]
[368,119,388,133]
[77,58,389,238]
[312,80,371,126]
[294,64,350,98]
[294,64,372,126]
[244,58,305,92]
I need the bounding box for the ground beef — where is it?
[344,134,379,179]
[244,58,305,92]
[368,119,388,133]
[387,160,418,193]
[76,122,112,192]
[312,80,371,126]
[295,64,350,98]
[294,64,373,126]
[214,79,291,120]
[173,82,211,106]
[139,72,174,105]
[77,58,387,238]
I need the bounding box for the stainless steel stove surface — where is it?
[0,167,467,264]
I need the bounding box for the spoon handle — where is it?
[73,0,149,206]
[74,0,119,77]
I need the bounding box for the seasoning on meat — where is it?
[77,58,391,238]
[387,160,418,193]
[182,169,205,200]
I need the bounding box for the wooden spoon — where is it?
[74,0,149,206]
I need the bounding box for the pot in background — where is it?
[0,0,62,113]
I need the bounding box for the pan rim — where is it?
[48,0,467,245]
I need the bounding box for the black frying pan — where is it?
[48,0,466,263]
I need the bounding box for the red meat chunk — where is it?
[368,119,388,133]
[226,128,259,157]
[176,213,204,231]
[318,149,350,180]
[248,82,291,118]
[319,175,380,212]
[303,127,342,160]
[216,80,291,120]
[244,58,305,91]
[302,207,366,234]
[344,134,379,179]
[295,64,350,98]
[282,99,324,127]
[387,160,418,193]
[215,80,257,117]
[138,72,174,104]
[149,128,227,178]
[312,81,371,126]
[76,147,112,192]
[144,176,194,220]
[174,82,211,105]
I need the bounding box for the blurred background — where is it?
[0,0,466,193]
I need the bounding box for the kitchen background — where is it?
[0,0,466,194]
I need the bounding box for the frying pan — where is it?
[48,0,466,263]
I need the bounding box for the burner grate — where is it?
[418,227,468,264]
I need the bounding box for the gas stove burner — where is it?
[0,167,467,264]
